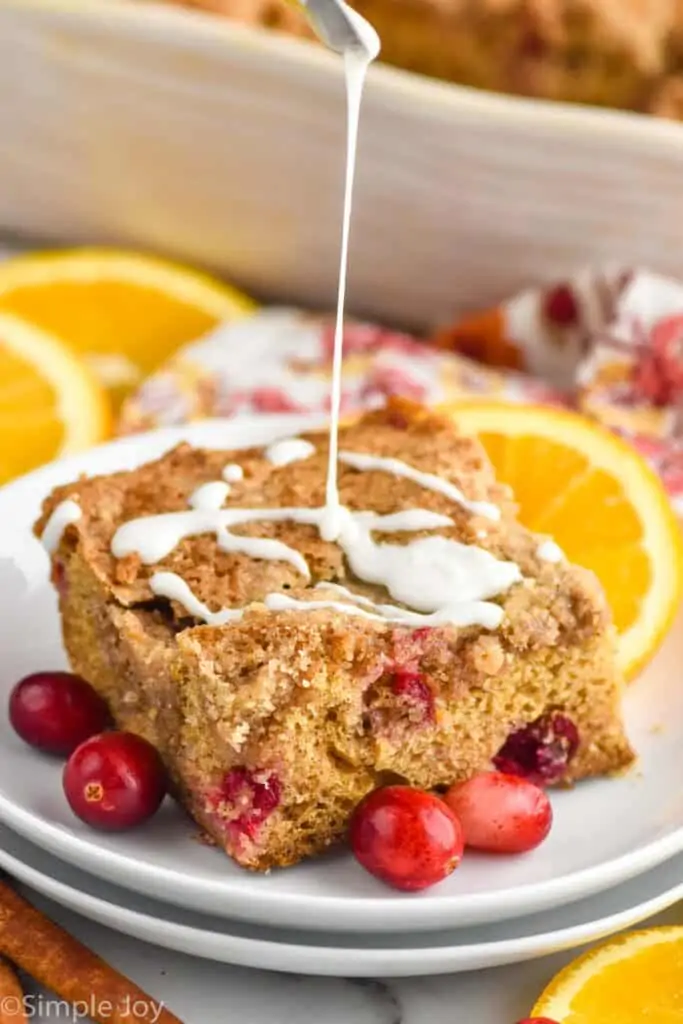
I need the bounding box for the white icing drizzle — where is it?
[537,539,565,564]
[111,505,449,579]
[265,438,316,467]
[314,582,505,628]
[268,591,505,630]
[315,581,376,606]
[351,509,452,532]
[333,526,521,614]
[322,46,375,544]
[267,592,389,622]
[113,498,520,628]
[113,506,318,578]
[146,574,506,631]
[41,500,81,553]
[339,451,500,521]
[102,23,534,635]
[222,464,244,483]
[218,528,311,580]
[189,481,230,510]
[151,572,241,625]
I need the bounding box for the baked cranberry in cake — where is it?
[493,714,580,785]
[205,768,282,848]
[391,671,436,724]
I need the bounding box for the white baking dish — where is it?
[2,0,683,328]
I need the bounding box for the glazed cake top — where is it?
[36,401,609,651]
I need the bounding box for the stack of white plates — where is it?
[0,415,682,977]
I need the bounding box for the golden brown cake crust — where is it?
[38,399,635,871]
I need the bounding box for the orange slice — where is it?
[0,313,110,485]
[531,926,683,1021]
[0,249,256,409]
[442,401,683,678]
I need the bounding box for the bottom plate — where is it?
[2,417,683,936]
[1,823,682,977]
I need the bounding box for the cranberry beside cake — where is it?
[36,401,634,871]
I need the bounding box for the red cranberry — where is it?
[391,671,435,723]
[444,772,552,854]
[349,786,464,892]
[63,732,166,831]
[217,768,281,841]
[51,559,68,598]
[542,283,579,327]
[9,672,110,756]
[493,713,579,785]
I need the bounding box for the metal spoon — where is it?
[297,0,380,57]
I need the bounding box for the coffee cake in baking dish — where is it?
[161,0,683,118]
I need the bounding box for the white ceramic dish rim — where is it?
[3,822,683,977]
[0,416,682,934]
[11,0,683,158]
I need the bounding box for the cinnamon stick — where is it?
[0,881,183,1024]
[0,961,26,1023]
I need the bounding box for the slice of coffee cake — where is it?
[36,400,634,870]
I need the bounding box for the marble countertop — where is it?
[16,889,680,1023]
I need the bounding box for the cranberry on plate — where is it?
[349,785,464,892]
[63,731,167,831]
[444,772,552,854]
[9,671,110,756]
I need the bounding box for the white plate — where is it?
[2,0,683,331]
[0,416,682,935]
[1,821,683,977]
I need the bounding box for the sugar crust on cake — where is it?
[37,400,635,870]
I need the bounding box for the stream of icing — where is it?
[42,15,533,631]
[322,42,378,542]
